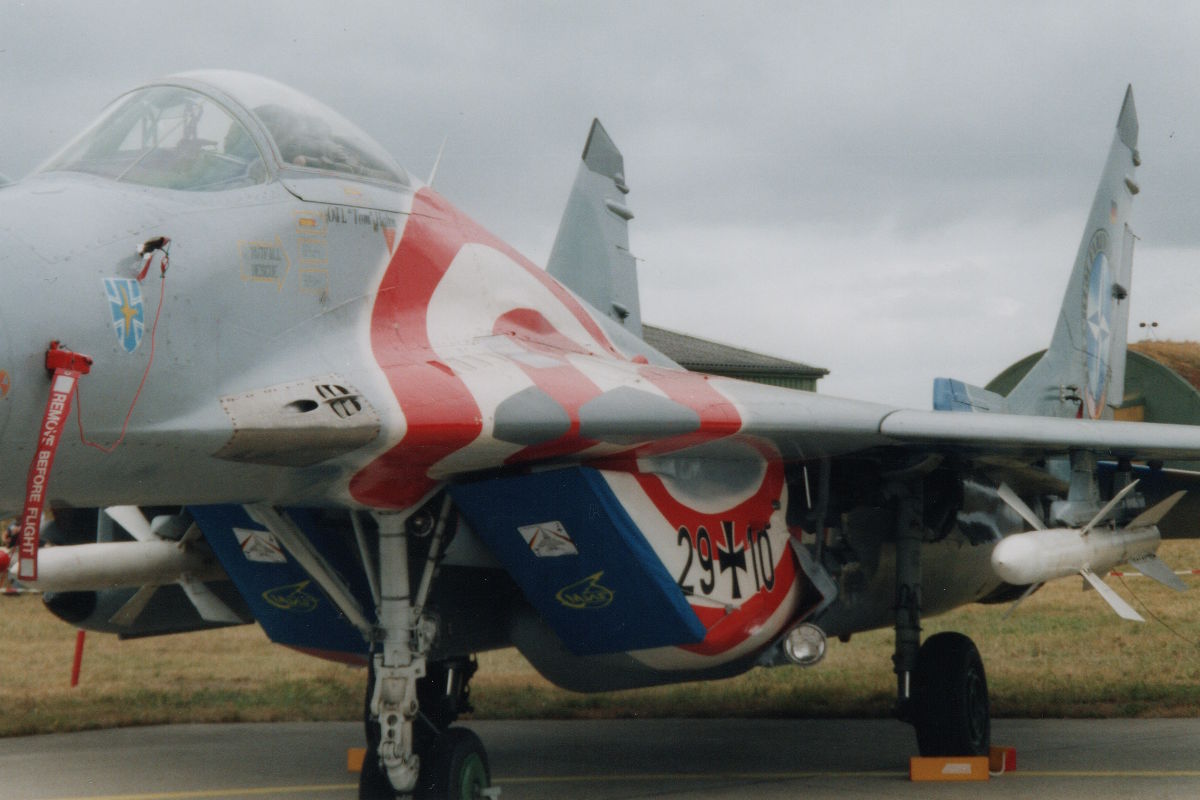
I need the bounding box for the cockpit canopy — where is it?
[41,70,408,192]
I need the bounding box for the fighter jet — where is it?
[2,73,1197,798]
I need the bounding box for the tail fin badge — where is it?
[1084,229,1113,419]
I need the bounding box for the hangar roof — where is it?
[642,324,828,379]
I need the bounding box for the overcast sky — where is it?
[4,1,1200,409]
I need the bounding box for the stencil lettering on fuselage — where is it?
[238,236,291,291]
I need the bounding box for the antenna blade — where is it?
[427,135,448,186]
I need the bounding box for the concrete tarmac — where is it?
[4,718,1200,799]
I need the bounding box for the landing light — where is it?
[782,622,827,667]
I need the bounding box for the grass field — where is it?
[4,540,1200,737]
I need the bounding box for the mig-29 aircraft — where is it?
[3,73,1200,798]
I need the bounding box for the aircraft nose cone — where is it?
[0,228,15,438]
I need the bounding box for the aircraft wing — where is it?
[654,376,1200,465]
[876,407,1200,461]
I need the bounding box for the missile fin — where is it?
[1129,554,1187,592]
[107,584,158,626]
[1003,581,1043,619]
[1081,567,1144,621]
[1081,480,1141,536]
[179,575,243,624]
[997,483,1046,530]
[1128,490,1187,529]
[105,506,154,542]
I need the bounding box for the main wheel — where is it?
[913,631,990,756]
[417,727,491,800]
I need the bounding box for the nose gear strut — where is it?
[360,495,497,799]
[243,493,496,798]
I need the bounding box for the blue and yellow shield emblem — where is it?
[104,278,144,353]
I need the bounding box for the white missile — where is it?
[8,507,242,626]
[992,483,1188,621]
[10,539,224,593]
[991,525,1160,586]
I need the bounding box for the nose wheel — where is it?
[417,727,492,799]
[358,659,494,800]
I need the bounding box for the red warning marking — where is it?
[70,630,86,687]
[1109,569,1200,577]
[19,367,83,581]
[18,342,93,580]
[0,370,9,398]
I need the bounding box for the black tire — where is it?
[913,631,990,756]
[417,727,491,800]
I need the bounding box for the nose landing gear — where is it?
[359,656,493,800]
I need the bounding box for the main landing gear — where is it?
[353,500,496,800]
[912,632,990,756]
[890,485,991,757]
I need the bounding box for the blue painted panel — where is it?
[933,377,969,412]
[189,505,371,657]
[449,467,705,655]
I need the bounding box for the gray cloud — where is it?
[5,0,1200,408]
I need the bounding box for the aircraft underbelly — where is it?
[449,467,708,655]
[451,459,812,674]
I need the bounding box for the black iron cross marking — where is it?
[717,520,747,600]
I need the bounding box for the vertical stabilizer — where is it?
[546,120,642,336]
[1007,87,1140,419]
